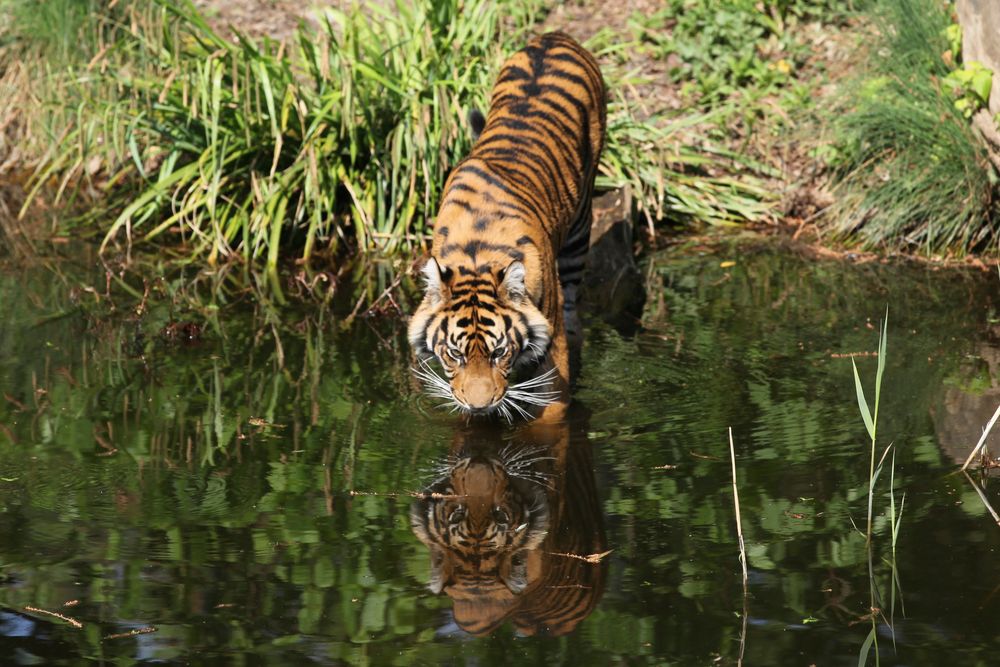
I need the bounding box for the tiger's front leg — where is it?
[534,297,571,425]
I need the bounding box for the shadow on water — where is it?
[2,234,1000,664]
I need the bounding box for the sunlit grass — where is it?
[10,0,774,272]
[829,0,998,255]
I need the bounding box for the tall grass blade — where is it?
[875,310,887,413]
[852,358,875,441]
[857,626,876,667]
[829,0,997,255]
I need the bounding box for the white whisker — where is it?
[509,366,559,390]
[503,396,533,421]
[506,391,560,407]
[524,341,546,360]
[506,456,556,468]
[502,445,548,464]
[509,472,554,489]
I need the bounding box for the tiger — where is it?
[410,412,607,636]
[408,31,607,421]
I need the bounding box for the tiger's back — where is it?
[466,31,606,286]
[409,32,606,419]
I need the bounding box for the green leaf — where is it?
[874,310,887,417]
[970,66,993,104]
[858,625,876,667]
[943,23,962,57]
[852,358,875,440]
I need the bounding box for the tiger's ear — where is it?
[467,108,486,141]
[428,547,453,594]
[500,260,527,303]
[421,258,451,306]
[410,500,453,594]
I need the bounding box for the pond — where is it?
[1,237,1000,665]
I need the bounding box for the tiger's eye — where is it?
[490,346,507,362]
[448,507,466,524]
[491,506,510,524]
[446,347,464,363]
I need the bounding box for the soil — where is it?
[191,0,337,42]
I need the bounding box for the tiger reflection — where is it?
[410,412,606,636]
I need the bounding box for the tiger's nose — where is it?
[461,377,497,410]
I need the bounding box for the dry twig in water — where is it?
[24,606,82,628]
[546,549,613,564]
[104,626,157,640]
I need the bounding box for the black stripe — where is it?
[544,69,601,107]
[442,197,474,214]
[497,65,532,83]
[478,122,579,190]
[476,145,568,214]
[457,164,547,218]
[496,109,580,163]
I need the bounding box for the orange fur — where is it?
[410,417,606,636]
[408,32,606,421]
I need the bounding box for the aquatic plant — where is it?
[828,0,999,255]
[851,313,904,667]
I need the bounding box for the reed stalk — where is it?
[728,426,748,666]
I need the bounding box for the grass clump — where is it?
[828,0,999,255]
[10,0,773,272]
[23,0,546,265]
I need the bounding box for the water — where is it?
[1,238,1000,665]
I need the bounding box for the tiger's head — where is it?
[410,451,550,609]
[408,258,556,417]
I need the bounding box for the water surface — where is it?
[2,238,1000,665]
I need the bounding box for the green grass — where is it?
[851,313,904,667]
[631,0,861,106]
[8,0,774,273]
[828,0,999,255]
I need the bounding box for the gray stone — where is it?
[580,187,645,334]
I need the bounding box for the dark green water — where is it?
[2,239,1000,665]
